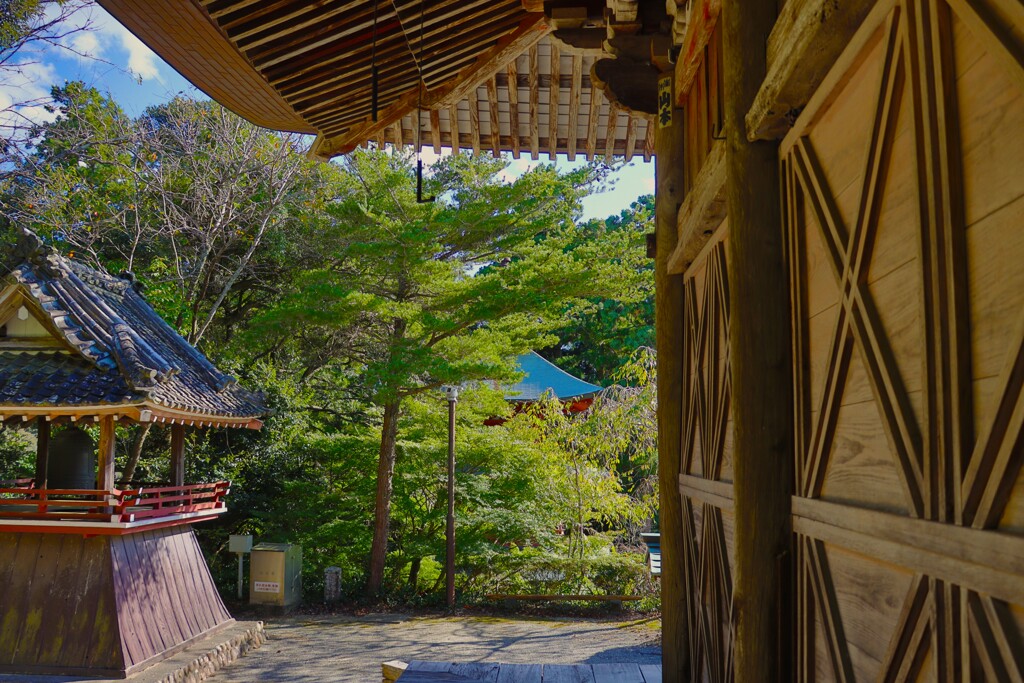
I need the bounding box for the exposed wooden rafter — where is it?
[549,40,561,160]
[532,43,540,158]
[507,56,521,158]
[487,76,502,157]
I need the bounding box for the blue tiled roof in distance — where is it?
[504,351,601,402]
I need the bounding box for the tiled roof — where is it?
[504,351,601,402]
[0,231,265,421]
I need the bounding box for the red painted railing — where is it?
[0,481,230,524]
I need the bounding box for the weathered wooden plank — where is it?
[528,43,540,159]
[98,415,116,492]
[667,139,726,271]
[548,40,560,160]
[430,108,442,154]
[604,102,619,160]
[34,418,48,487]
[592,663,644,683]
[567,53,581,160]
[638,664,662,683]
[449,104,462,154]
[541,664,595,683]
[487,76,502,158]
[29,535,82,665]
[431,14,549,109]
[673,0,722,104]
[793,496,1024,605]
[748,0,885,140]
[623,113,636,162]
[451,662,500,682]
[71,536,120,671]
[507,57,521,158]
[469,86,482,156]
[170,423,185,487]
[408,661,455,672]
[679,473,734,511]
[496,663,541,683]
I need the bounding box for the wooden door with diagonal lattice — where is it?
[679,225,736,683]
[781,0,1024,678]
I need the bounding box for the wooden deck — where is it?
[399,661,662,682]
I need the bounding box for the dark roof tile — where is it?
[1,232,265,420]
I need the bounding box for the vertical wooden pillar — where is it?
[97,416,117,491]
[170,424,185,486]
[655,102,688,683]
[34,418,49,488]
[722,1,792,681]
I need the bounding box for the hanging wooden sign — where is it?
[657,75,673,129]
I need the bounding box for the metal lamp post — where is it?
[443,385,458,609]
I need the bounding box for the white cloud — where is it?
[56,4,162,82]
[0,61,60,132]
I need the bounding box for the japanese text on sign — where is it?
[658,75,673,129]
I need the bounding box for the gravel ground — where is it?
[209,612,662,682]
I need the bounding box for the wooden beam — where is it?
[604,102,620,160]
[643,119,654,162]
[667,139,727,274]
[392,117,404,149]
[310,14,548,158]
[548,40,561,159]
[230,0,363,47]
[746,0,876,140]
[97,416,116,491]
[507,57,521,158]
[567,53,582,160]
[34,418,49,489]
[723,0,792,680]
[449,103,462,154]
[585,84,601,160]
[529,43,540,159]
[792,496,1024,607]
[170,424,185,487]
[469,85,482,156]
[674,0,722,105]
[431,15,549,108]
[430,109,441,154]
[487,76,502,158]
[623,112,637,162]
[655,98,689,683]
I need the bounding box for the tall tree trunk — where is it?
[367,399,402,596]
[120,423,152,485]
[408,556,421,591]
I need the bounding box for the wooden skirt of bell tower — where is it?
[0,525,234,678]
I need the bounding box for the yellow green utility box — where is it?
[249,542,302,607]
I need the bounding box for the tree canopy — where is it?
[0,83,659,604]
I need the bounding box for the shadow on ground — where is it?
[210,613,662,682]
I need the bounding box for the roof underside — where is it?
[96,0,654,160]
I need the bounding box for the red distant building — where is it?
[484,351,601,425]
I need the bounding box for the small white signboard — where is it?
[254,581,280,593]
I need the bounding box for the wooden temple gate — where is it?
[52,0,1024,679]
[661,0,1024,679]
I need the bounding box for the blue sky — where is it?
[3,4,654,221]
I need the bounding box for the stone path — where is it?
[209,613,661,683]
